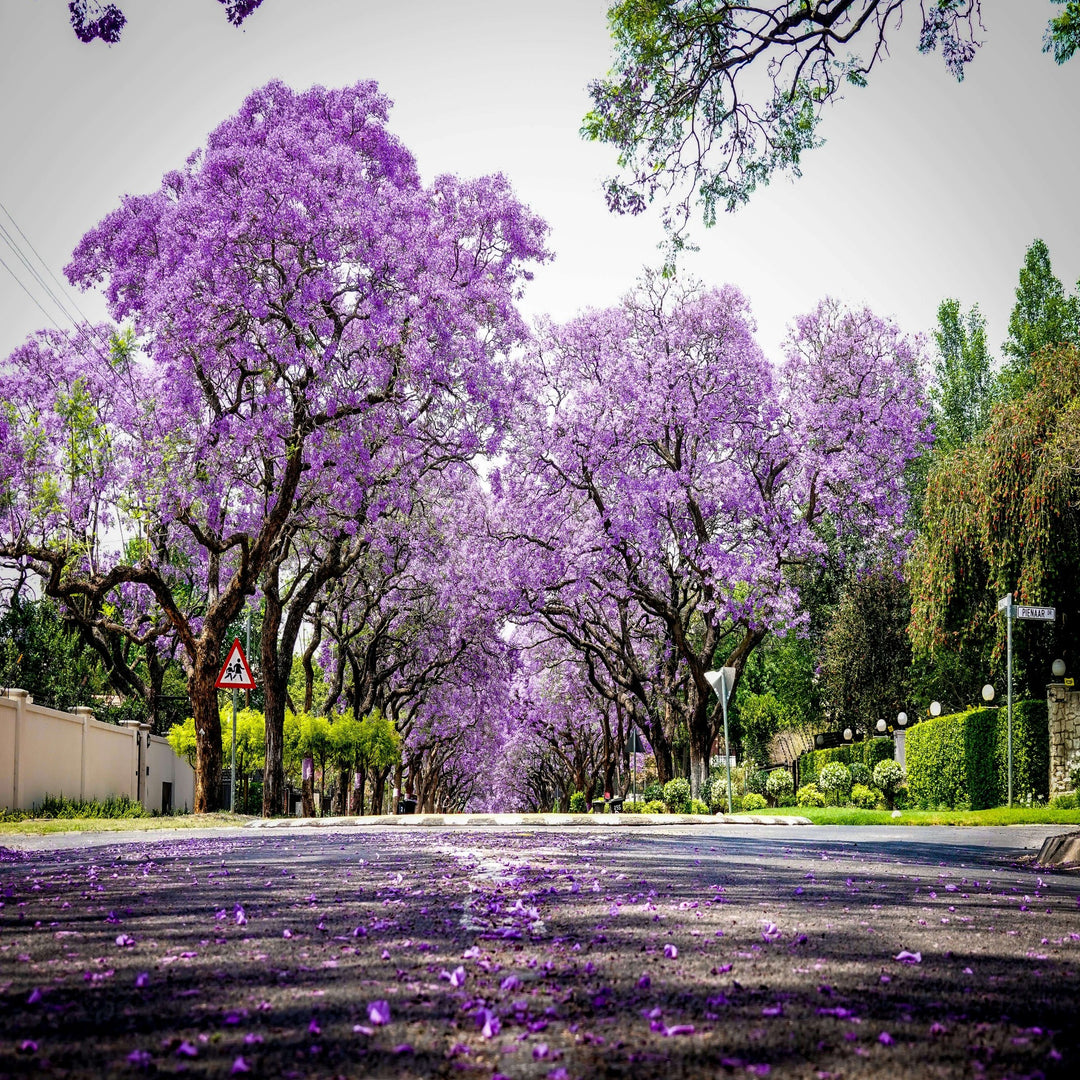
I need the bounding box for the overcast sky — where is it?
[1,0,1078,365]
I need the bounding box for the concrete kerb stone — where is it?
[1035,828,1080,869]
[246,811,813,829]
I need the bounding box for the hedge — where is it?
[905,701,1048,809]
[797,738,894,789]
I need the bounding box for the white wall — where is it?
[0,690,195,813]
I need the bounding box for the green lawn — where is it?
[0,812,251,837]
[738,805,1080,826]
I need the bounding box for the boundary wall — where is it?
[0,689,194,813]
[1047,682,1080,796]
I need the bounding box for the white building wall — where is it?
[0,690,194,813]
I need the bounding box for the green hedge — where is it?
[797,738,894,789]
[905,701,1048,809]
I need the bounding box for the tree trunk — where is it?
[301,756,315,817]
[189,652,223,813]
[332,767,348,815]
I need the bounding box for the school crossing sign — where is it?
[215,638,256,690]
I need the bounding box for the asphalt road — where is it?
[1,823,1077,1078]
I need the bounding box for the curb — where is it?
[245,812,813,829]
[1035,828,1080,869]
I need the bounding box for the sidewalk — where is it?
[246,811,813,828]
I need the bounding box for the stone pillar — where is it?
[1047,682,1080,797]
[8,688,31,810]
[74,706,94,801]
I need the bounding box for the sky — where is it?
[1,0,1078,365]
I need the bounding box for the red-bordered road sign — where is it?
[215,638,256,690]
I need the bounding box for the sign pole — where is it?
[214,638,257,814]
[996,597,1056,807]
[706,668,737,814]
[1007,597,1013,808]
[721,673,733,815]
[230,687,238,813]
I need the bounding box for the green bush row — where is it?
[905,701,1048,809]
[797,737,893,788]
[0,793,151,822]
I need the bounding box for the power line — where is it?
[0,201,97,329]
[0,253,65,333]
[0,201,118,368]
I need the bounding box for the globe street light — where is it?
[929,701,942,717]
[982,684,995,703]
[876,718,887,733]
[843,727,853,741]
[1052,659,1066,678]
[896,711,908,727]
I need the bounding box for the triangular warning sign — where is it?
[215,638,256,690]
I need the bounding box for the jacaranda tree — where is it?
[0,79,548,810]
[497,276,929,795]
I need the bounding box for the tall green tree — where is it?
[0,595,103,710]
[931,299,996,453]
[1000,239,1080,398]
[821,570,913,730]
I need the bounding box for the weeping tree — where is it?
[910,344,1080,696]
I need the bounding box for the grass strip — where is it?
[738,805,1080,826]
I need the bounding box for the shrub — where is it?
[741,792,768,811]
[690,798,710,815]
[849,762,872,787]
[641,799,666,814]
[746,770,769,795]
[707,780,730,812]
[797,738,893,788]
[1051,792,1079,809]
[765,769,794,805]
[872,759,906,809]
[643,782,664,803]
[905,701,1048,809]
[35,794,148,819]
[568,791,587,813]
[850,783,879,809]
[1068,752,1080,793]
[818,762,852,804]
[796,783,826,807]
[662,778,692,814]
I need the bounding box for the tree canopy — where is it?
[68,0,266,44]
[584,1,1080,240]
[0,79,548,811]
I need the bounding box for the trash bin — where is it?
[609,796,624,813]
[591,798,606,813]
[397,796,418,815]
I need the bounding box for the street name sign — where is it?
[1015,605,1055,621]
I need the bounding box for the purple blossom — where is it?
[894,950,922,964]
[367,1000,391,1026]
